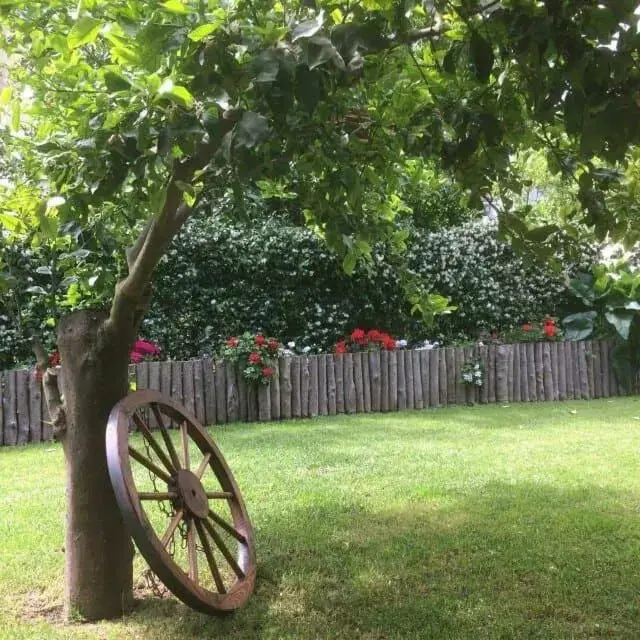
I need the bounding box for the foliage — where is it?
[562,264,640,391]
[499,317,561,344]
[461,357,484,387]
[220,332,281,384]
[335,328,397,354]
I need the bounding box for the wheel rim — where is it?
[106,390,256,614]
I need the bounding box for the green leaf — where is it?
[291,10,325,42]
[68,17,103,49]
[161,0,192,14]
[527,224,559,243]
[469,31,494,83]
[11,100,20,130]
[188,23,219,42]
[562,311,597,341]
[103,70,131,92]
[0,86,11,105]
[342,249,357,275]
[605,309,635,340]
[157,79,194,108]
[235,112,269,148]
[26,285,47,295]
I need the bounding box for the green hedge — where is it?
[144,216,592,357]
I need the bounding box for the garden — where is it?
[1,0,640,636]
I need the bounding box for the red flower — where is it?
[521,323,533,333]
[262,366,274,378]
[350,328,366,343]
[255,335,266,347]
[335,340,348,354]
[226,336,239,348]
[267,338,280,353]
[249,351,262,364]
[366,329,382,343]
[543,323,557,338]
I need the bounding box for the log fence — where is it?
[0,339,637,446]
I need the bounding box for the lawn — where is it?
[1,398,640,639]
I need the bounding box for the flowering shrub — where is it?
[335,328,397,354]
[461,357,484,387]
[221,332,281,384]
[130,339,162,363]
[498,316,562,344]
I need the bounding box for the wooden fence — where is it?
[0,339,634,446]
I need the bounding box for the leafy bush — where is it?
[145,215,591,358]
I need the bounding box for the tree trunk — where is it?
[57,309,135,621]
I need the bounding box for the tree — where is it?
[1,0,639,622]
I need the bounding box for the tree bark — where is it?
[57,308,135,621]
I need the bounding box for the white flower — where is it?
[302,346,311,353]
[396,339,408,348]
[287,341,295,348]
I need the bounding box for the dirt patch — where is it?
[20,588,64,624]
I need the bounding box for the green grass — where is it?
[2,398,640,639]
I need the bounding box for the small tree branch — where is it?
[33,337,67,440]
[125,216,156,271]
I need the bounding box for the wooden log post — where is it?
[193,360,205,424]
[496,345,509,403]
[535,343,545,400]
[160,361,172,400]
[445,348,456,406]
[16,370,29,445]
[578,341,590,399]
[438,349,447,406]
[396,350,406,411]
[3,370,17,445]
[300,357,310,417]
[487,345,496,404]
[477,346,488,404]
[181,360,195,421]
[523,343,534,401]
[585,340,596,398]
[506,344,515,403]
[171,361,184,421]
[592,340,602,398]
[550,342,559,401]
[362,352,371,412]
[542,343,554,401]
[600,340,610,397]
[564,342,575,400]
[465,347,477,404]
[237,368,248,422]
[353,353,364,413]
[369,351,381,412]
[573,341,583,398]
[557,343,567,401]
[270,364,281,420]
[29,371,42,443]
[309,356,319,417]
[280,357,293,419]
[214,360,227,424]
[334,355,344,414]
[380,350,389,412]
[608,342,619,396]
[512,344,521,403]
[518,344,529,403]
[318,354,328,416]
[226,364,239,423]
[326,355,336,415]
[247,382,258,422]
[454,347,466,405]
[291,356,302,418]
[258,383,271,421]
[420,350,430,408]
[413,350,424,409]
[428,349,439,407]
[202,357,216,426]
[344,353,356,414]
[388,351,398,411]
[405,350,415,409]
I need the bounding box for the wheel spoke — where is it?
[194,518,226,594]
[187,518,198,584]
[129,446,172,484]
[138,492,177,501]
[205,491,234,500]
[131,413,176,475]
[195,452,212,479]
[180,421,190,470]
[151,403,182,471]
[208,509,247,544]
[160,509,184,547]
[202,518,245,579]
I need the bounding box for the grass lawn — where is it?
[1,398,640,639]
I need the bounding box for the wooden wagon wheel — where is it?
[106,390,256,614]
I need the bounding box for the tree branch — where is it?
[32,337,67,440]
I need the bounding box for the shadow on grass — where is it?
[126,481,640,639]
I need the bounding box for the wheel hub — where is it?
[174,469,209,518]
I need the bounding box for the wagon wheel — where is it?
[106,390,256,614]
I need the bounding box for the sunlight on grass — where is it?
[1,398,640,639]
